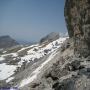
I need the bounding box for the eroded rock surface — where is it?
[64,0,90,57]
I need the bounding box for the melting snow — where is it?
[6,77,14,83]
[19,50,57,87]
[0,57,5,61]
[20,37,67,63]
[1,53,18,57]
[3,51,7,53]
[11,53,18,57]
[0,37,67,83]
[0,63,17,80]
[17,44,38,52]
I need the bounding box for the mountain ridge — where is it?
[0,35,19,49]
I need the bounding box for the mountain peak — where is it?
[40,32,60,44]
[0,35,19,49]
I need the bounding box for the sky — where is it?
[0,0,67,42]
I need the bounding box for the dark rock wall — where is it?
[64,0,90,57]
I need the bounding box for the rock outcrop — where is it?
[40,32,60,44]
[64,0,90,57]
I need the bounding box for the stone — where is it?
[64,0,90,57]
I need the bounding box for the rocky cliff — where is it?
[64,0,90,57]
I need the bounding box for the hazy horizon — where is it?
[0,0,67,42]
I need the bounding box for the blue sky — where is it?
[0,0,67,42]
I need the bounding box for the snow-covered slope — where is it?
[19,49,58,88]
[0,37,67,87]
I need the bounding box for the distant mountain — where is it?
[40,32,60,44]
[17,40,36,45]
[0,35,19,49]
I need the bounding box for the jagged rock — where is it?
[64,0,90,57]
[60,38,70,52]
[65,60,85,71]
[52,79,75,90]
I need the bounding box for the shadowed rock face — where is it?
[64,0,90,57]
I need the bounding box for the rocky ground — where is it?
[27,39,90,90]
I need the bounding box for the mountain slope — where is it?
[0,35,19,49]
[40,32,60,44]
[0,35,67,88]
[18,0,90,90]
[0,0,90,90]
[25,0,90,90]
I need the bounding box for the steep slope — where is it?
[64,0,90,57]
[0,35,19,49]
[19,0,90,90]
[0,35,67,89]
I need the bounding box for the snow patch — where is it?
[11,53,18,57]
[6,77,14,83]
[0,63,17,80]
[19,50,57,87]
[1,53,18,57]
[0,56,5,61]
[3,51,7,53]
[17,44,38,52]
[20,37,67,63]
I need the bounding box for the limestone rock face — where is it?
[64,0,90,57]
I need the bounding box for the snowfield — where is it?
[21,37,66,62]
[19,50,57,87]
[0,63,17,80]
[0,37,67,84]
[0,56,5,61]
